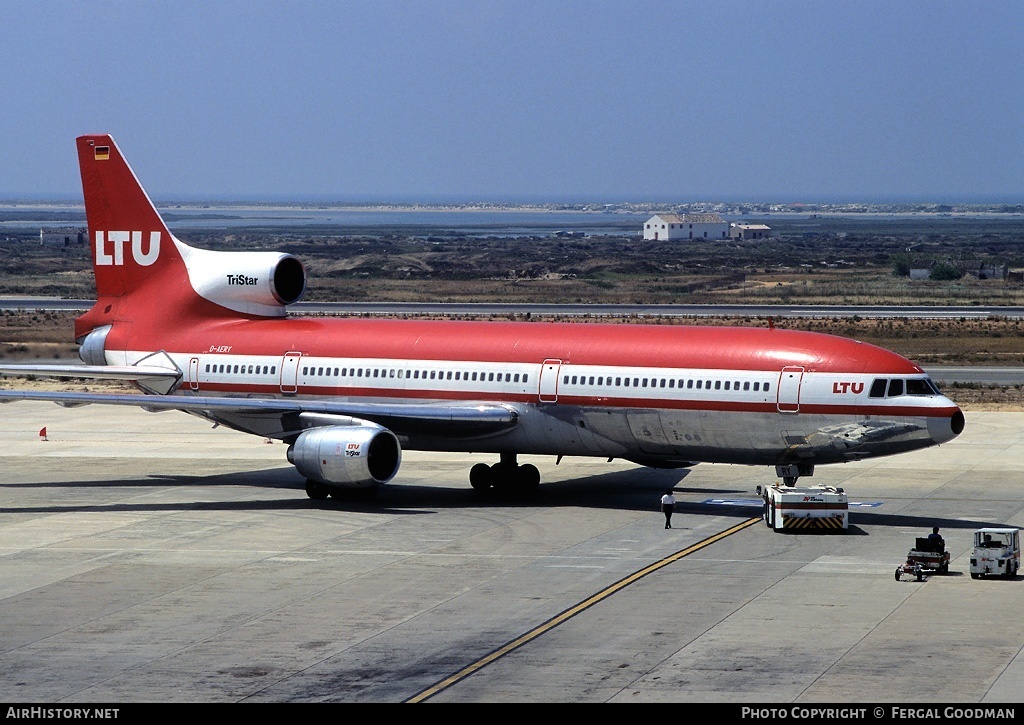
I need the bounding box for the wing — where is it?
[0,387,520,440]
[0,359,518,439]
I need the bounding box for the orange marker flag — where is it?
[39,427,48,441]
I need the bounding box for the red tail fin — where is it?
[75,135,192,338]
[77,135,188,297]
[74,135,306,342]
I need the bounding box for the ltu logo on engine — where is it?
[226,275,259,286]
[95,231,161,266]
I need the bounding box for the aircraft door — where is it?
[538,359,561,403]
[188,357,200,390]
[281,352,302,394]
[777,366,804,413]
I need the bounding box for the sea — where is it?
[0,203,647,237]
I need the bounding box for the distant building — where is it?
[38,228,87,247]
[729,222,773,240]
[909,262,934,281]
[642,213,729,241]
[977,263,1008,281]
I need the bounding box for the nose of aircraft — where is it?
[929,406,965,445]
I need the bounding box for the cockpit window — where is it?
[871,377,939,398]
[906,378,933,395]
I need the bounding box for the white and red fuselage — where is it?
[0,135,965,498]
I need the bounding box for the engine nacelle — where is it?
[78,324,112,365]
[287,425,402,490]
[177,242,307,317]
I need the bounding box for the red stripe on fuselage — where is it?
[108,316,922,375]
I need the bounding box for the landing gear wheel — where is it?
[490,461,519,492]
[895,567,901,581]
[305,479,329,500]
[470,463,492,491]
[469,457,541,495]
[519,463,540,491]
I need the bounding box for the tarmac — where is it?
[1,401,1022,704]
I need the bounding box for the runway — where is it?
[5,297,1024,319]
[1,403,1023,703]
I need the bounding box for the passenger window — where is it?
[764,383,770,392]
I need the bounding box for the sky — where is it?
[1,1,1022,203]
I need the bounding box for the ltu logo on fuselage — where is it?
[95,231,161,266]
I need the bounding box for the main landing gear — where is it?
[469,452,540,494]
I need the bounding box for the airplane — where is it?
[0,134,965,501]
